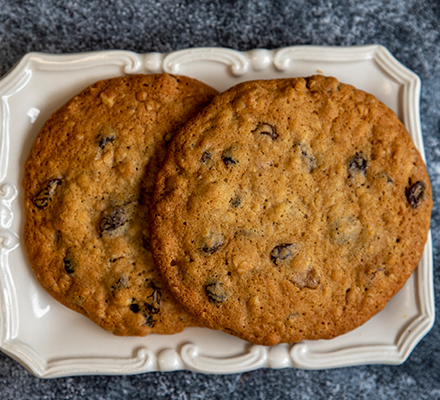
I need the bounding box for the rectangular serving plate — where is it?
[0,45,434,377]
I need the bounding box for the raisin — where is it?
[230,194,242,208]
[201,151,212,163]
[33,179,62,209]
[406,181,426,209]
[130,288,160,322]
[271,244,298,265]
[98,135,116,149]
[205,282,227,303]
[252,123,279,140]
[63,255,76,274]
[223,156,236,166]
[201,233,224,255]
[348,153,368,176]
[142,311,155,327]
[99,207,127,234]
[222,148,237,166]
[202,242,223,254]
[112,275,129,290]
[293,143,314,172]
[146,282,161,314]
[129,303,140,313]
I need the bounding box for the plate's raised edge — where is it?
[0,44,401,84]
[0,339,269,378]
[163,44,384,76]
[0,44,415,83]
[0,340,157,378]
[372,46,426,159]
[0,45,434,377]
[0,184,19,344]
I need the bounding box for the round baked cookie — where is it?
[150,75,432,345]
[23,73,218,336]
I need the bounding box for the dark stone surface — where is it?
[0,0,439,398]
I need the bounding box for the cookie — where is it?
[150,75,432,345]
[23,73,218,336]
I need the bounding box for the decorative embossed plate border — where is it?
[0,46,434,378]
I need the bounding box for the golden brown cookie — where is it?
[150,75,432,345]
[23,73,217,336]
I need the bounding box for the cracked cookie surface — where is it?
[23,73,217,336]
[150,75,432,345]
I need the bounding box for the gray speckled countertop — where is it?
[0,1,439,398]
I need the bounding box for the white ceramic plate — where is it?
[0,45,434,378]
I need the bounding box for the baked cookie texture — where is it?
[23,73,218,336]
[150,75,432,346]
